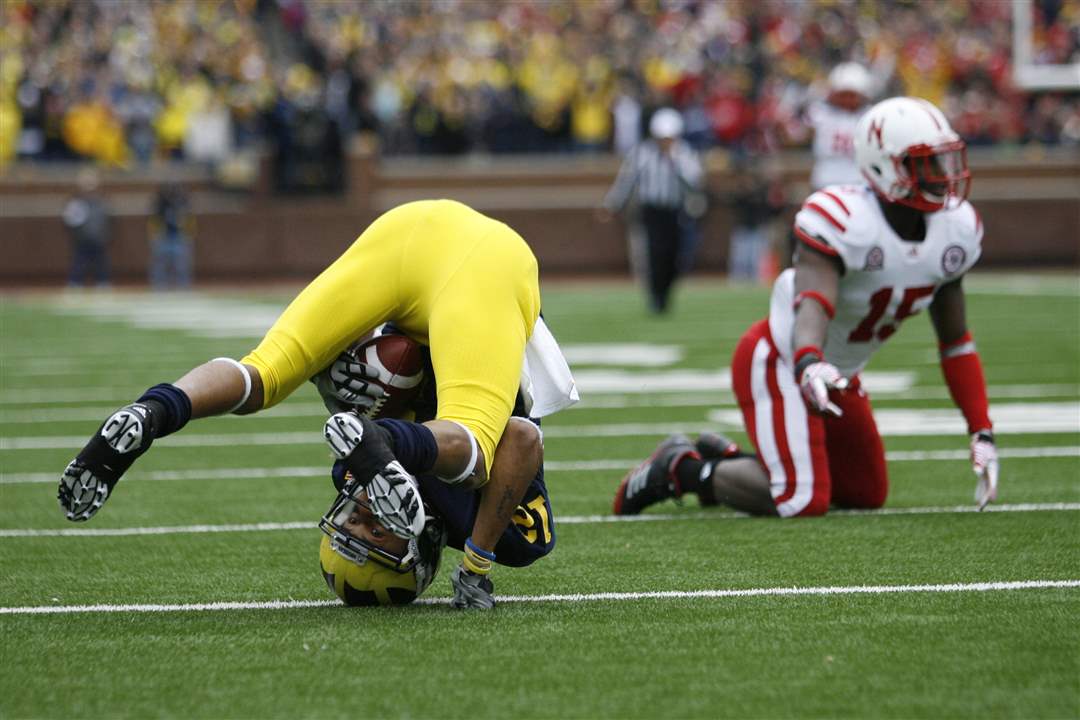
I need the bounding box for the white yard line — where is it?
[2,579,1076,615]
[2,446,1077,485]
[6,404,1080,450]
[7,383,1079,421]
[3,503,1077,538]
[4,447,1078,485]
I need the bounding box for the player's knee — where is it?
[837,487,888,510]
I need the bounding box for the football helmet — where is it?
[319,474,446,606]
[828,62,873,97]
[854,97,971,212]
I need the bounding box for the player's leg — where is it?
[684,320,830,517]
[422,229,540,604]
[421,226,540,487]
[735,325,830,517]
[824,380,889,509]
[58,357,259,521]
[59,205,419,522]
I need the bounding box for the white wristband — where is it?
[440,421,479,486]
[212,357,252,413]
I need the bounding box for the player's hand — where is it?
[313,351,386,414]
[450,564,495,610]
[971,430,999,511]
[798,362,848,417]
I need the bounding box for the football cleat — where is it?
[324,413,425,539]
[450,564,495,610]
[695,431,741,460]
[58,403,157,521]
[613,435,701,516]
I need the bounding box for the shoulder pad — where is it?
[793,186,877,269]
[936,200,984,278]
[946,200,984,249]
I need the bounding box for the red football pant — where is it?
[730,320,888,517]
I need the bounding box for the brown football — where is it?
[348,328,426,419]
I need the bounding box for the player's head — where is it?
[827,62,872,111]
[854,97,971,212]
[319,475,445,606]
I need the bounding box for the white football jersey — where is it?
[768,185,983,377]
[808,101,865,189]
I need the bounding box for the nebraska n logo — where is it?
[868,118,884,148]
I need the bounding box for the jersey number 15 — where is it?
[848,285,936,343]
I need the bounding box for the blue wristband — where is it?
[464,537,496,562]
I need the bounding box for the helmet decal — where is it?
[868,118,885,149]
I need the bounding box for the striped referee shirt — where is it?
[603,139,704,212]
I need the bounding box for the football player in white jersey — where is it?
[808,63,873,189]
[615,96,1000,518]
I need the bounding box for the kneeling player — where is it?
[615,97,1000,518]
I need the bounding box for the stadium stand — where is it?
[1,1,1077,285]
[2,0,1079,166]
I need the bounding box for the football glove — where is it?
[450,564,495,610]
[313,351,386,415]
[971,430,999,511]
[798,362,849,417]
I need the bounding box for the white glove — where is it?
[971,431,999,511]
[323,413,425,539]
[798,362,849,417]
[313,351,386,414]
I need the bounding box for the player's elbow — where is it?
[504,418,543,477]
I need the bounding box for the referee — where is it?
[599,108,704,313]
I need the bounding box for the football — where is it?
[348,326,427,419]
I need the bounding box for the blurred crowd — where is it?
[2,0,1079,166]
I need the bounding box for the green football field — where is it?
[2,275,1078,719]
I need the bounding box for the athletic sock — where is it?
[375,418,438,475]
[695,461,718,505]
[136,383,192,438]
[675,455,705,493]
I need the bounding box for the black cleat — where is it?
[695,431,741,460]
[59,403,157,521]
[613,435,701,515]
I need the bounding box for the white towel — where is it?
[520,317,579,417]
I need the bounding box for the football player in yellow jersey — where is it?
[58,200,577,609]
